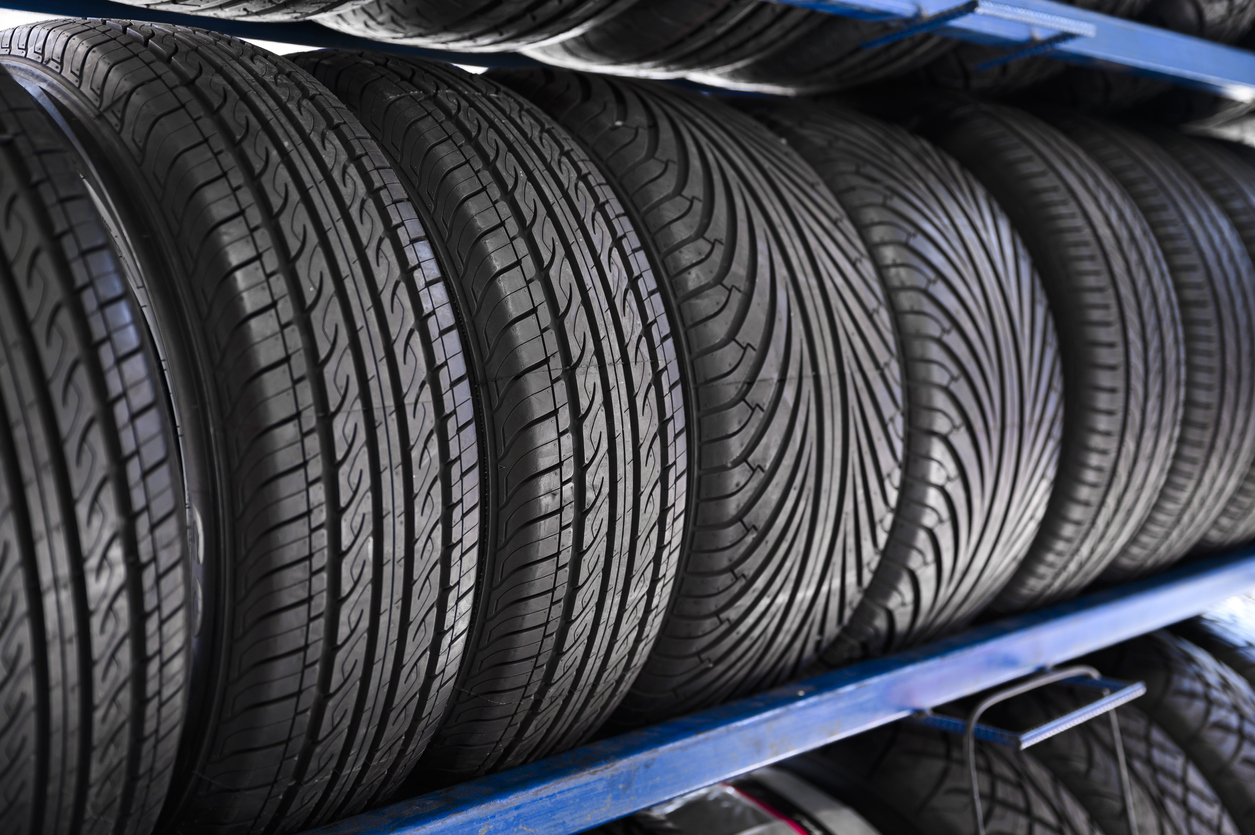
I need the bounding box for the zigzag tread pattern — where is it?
[295,53,684,781]
[0,68,188,835]
[748,101,1062,661]
[0,20,480,834]
[495,68,903,723]
[914,100,1183,611]
[99,0,362,20]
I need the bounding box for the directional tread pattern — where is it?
[0,67,188,835]
[1089,632,1255,835]
[295,53,685,781]
[0,20,480,834]
[743,101,1061,660]
[496,68,904,723]
[815,723,1103,835]
[1051,114,1255,580]
[320,0,632,51]
[994,690,1239,835]
[1162,137,1255,552]
[909,100,1183,611]
[99,0,364,20]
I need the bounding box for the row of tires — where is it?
[598,597,1255,835]
[103,0,1255,124]
[4,14,1255,835]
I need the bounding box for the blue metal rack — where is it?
[12,1,1255,833]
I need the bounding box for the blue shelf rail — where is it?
[19,0,1255,99]
[307,549,1255,835]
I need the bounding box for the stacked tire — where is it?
[6,12,1255,835]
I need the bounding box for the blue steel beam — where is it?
[15,0,1255,98]
[308,549,1255,835]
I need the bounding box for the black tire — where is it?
[796,724,1103,835]
[686,18,955,95]
[901,99,1183,611]
[1089,632,1255,834]
[1131,88,1255,130]
[742,101,1062,660]
[2,21,480,834]
[1171,597,1255,690]
[93,0,363,20]
[0,68,189,835]
[989,689,1240,835]
[317,0,631,51]
[1156,136,1255,552]
[524,0,816,78]
[1046,113,1255,580]
[494,69,904,723]
[294,54,685,781]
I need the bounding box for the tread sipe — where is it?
[0,67,189,835]
[319,0,632,51]
[1,20,480,834]
[743,101,1062,660]
[495,68,904,723]
[295,53,685,782]
[1089,632,1255,834]
[1049,114,1255,580]
[1156,136,1255,552]
[797,723,1103,835]
[904,99,1184,611]
[93,0,364,20]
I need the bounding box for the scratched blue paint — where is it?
[305,550,1255,835]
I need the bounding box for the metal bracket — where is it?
[862,1,979,47]
[975,31,1084,69]
[861,0,1095,50]
[909,665,1145,835]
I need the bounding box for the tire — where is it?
[1089,632,1255,834]
[524,0,817,78]
[901,99,1183,611]
[989,689,1240,835]
[1131,88,1255,130]
[794,723,1103,835]
[0,68,189,835]
[294,54,685,781]
[317,0,632,52]
[495,69,904,723]
[1171,597,1255,690]
[1,21,480,835]
[92,0,364,21]
[686,18,955,95]
[1046,113,1255,580]
[1156,136,1255,552]
[742,101,1062,661]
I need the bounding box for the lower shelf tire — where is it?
[0,68,190,835]
[990,689,1240,835]
[295,53,686,781]
[904,99,1184,611]
[495,69,905,723]
[794,723,1103,835]
[1158,136,1255,552]
[1047,113,1255,580]
[85,0,365,20]
[1172,597,1255,694]
[1,21,481,834]
[1089,632,1255,834]
[317,0,629,52]
[743,101,1063,660]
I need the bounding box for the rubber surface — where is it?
[1,20,481,834]
[903,98,1183,611]
[803,723,1103,835]
[319,0,633,52]
[990,689,1240,835]
[297,53,686,781]
[1159,136,1255,553]
[1050,113,1255,580]
[96,0,364,21]
[1089,632,1255,835]
[743,101,1061,660]
[0,68,189,835]
[1172,597,1255,694]
[496,68,904,723]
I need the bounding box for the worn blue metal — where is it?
[305,549,1255,835]
[19,0,1255,98]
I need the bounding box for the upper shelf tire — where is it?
[81,0,364,20]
